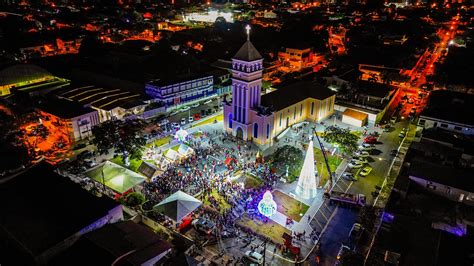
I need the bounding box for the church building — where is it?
[223,28,336,146]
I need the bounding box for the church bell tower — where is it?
[226,25,263,140]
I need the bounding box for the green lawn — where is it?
[170,145,179,151]
[192,131,203,138]
[243,173,263,189]
[237,214,290,245]
[193,114,223,127]
[145,136,172,148]
[202,189,231,214]
[273,190,309,222]
[110,156,143,172]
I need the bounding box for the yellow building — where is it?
[223,37,335,146]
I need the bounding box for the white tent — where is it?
[155,154,170,171]
[177,143,194,157]
[154,190,202,222]
[164,149,180,163]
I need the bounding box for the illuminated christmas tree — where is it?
[295,140,318,199]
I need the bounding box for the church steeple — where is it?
[232,25,262,62]
[230,25,264,126]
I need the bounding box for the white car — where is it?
[191,103,200,108]
[181,118,186,125]
[348,223,363,241]
[181,106,191,112]
[188,117,194,123]
[348,161,364,168]
[342,172,357,181]
[360,143,373,148]
[354,150,370,157]
[352,157,368,164]
[359,166,372,176]
[203,99,213,104]
[171,122,179,129]
[158,119,169,126]
[244,251,263,264]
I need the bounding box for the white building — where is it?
[145,75,214,109]
[418,90,473,135]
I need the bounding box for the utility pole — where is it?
[101,167,106,192]
[262,239,267,265]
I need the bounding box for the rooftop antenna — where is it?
[245,24,251,41]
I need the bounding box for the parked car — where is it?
[244,251,263,265]
[364,136,377,144]
[203,99,213,105]
[348,223,364,243]
[399,128,408,138]
[188,117,194,123]
[181,106,191,112]
[181,118,186,125]
[77,150,93,160]
[193,113,201,121]
[192,218,215,235]
[390,149,398,156]
[171,122,180,129]
[348,161,364,168]
[158,119,169,126]
[359,166,372,176]
[354,150,370,157]
[191,103,200,108]
[352,157,368,164]
[342,172,357,181]
[73,143,87,150]
[359,144,373,151]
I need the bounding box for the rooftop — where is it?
[262,81,336,111]
[146,74,213,88]
[52,221,172,266]
[343,108,368,120]
[0,64,53,86]
[57,85,147,111]
[357,80,396,99]
[0,163,120,261]
[420,90,474,126]
[233,40,263,62]
[38,98,97,119]
[408,158,474,192]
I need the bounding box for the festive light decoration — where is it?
[175,129,189,142]
[258,191,277,217]
[295,139,318,199]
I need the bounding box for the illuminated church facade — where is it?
[223,33,336,146]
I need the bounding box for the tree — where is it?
[91,120,146,166]
[121,192,145,207]
[322,125,359,155]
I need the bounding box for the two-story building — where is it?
[37,98,100,142]
[278,46,319,72]
[145,75,214,109]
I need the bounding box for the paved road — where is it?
[166,98,221,126]
[308,115,413,266]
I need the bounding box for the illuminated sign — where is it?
[258,191,277,217]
